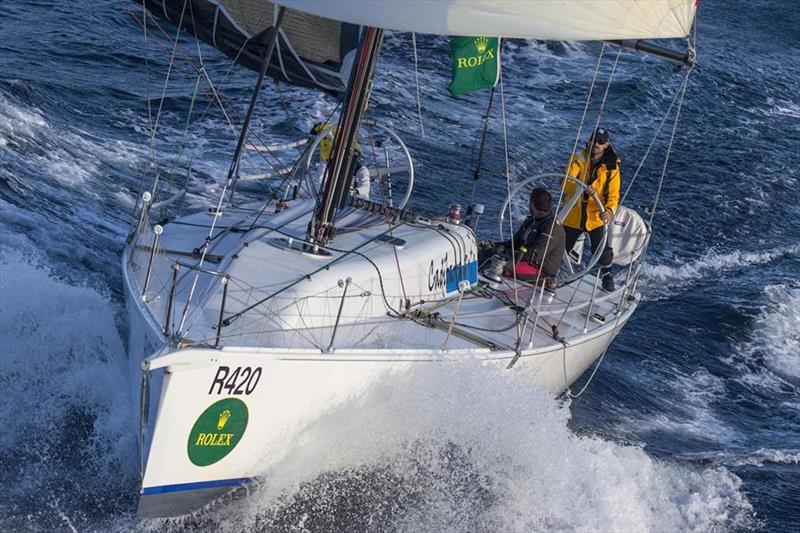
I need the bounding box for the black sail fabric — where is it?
[143,0,361,93]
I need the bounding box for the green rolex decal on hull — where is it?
[187,398,249,466]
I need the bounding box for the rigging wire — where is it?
[367,120,410,313]
[497,50,521,344]
[411,33,425,138]
[469,87,496,206]
[125,2,293,195]
[176,11,287,336]
[442,59,680,204]
[155,72,202,215]
[141,0,153,136]
[570,61,695,398]
[147,0,189,198]
[509,43,609,365]
[618,79,686,206]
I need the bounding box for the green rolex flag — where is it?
[448,36,501,96]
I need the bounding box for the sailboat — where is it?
[123,0,698,517]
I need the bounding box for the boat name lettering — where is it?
[209,366,262,395]
[428,253,450,292]
[429,254,478,294]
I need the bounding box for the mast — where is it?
[310,26,385,245]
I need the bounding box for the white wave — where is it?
[643,244,800,286]
[0,92,47,143]
[765,97,800,118]
[157,362,755,532]
[741,284,800,381]
[0,245,137,497]
[680,448,800,468]
[615,368,738,445]
[727,448,800,467]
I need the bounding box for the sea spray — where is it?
[0,246,138,530]
[141,361,754,532]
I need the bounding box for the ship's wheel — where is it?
[497,172,609,286]
[303,119,415,210]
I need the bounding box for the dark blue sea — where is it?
[1,1,799,531]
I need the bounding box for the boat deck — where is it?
[126,197,634,355]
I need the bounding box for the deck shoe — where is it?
[601,273,615,292]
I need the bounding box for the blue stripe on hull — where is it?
[141,477,252,495]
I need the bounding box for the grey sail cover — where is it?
[143,0,361,93]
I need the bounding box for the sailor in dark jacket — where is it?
[496,187,566,283]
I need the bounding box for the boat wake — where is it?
[138,362,754,532]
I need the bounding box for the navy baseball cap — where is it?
[593,127,610,143]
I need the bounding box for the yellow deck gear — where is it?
[310,122,363,162]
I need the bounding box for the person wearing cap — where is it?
[562,127,620,291]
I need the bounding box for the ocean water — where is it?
[1,1,799,531]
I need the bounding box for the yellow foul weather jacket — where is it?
[562,147,621,231]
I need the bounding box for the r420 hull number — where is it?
[209,366,262,395]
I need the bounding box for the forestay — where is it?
[273,0,698,40]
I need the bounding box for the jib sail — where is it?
[143,0,361,93]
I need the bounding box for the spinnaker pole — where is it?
[606,39,695,67]
[226,6,286,204]
[310,27,385,245]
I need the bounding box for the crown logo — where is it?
[474,37,489,54]
[217,409,231,430]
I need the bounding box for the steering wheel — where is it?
[302,119,415,210]
[497,172,608,286]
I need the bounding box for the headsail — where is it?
[143,0,361,92]
[273,0,698,40]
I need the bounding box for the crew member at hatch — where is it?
[562,127,620,291]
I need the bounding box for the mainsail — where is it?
[143,0,361,92]
[274,0,698,40]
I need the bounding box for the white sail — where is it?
[274,0,697,40]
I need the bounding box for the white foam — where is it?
[0,244,137,483]
[0,92,47,142]
[727,448,800,467]
[642,245,800,298]
[737,284,800,382]
[680,448,800,468]
[765,97,800,118]
[173,362,756,531]
[615,368,738,444]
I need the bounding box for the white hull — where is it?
[124,253,635,516]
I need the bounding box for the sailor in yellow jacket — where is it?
[562,127,620,291]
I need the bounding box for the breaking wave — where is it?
[613,368,738,446]
[680,448,800,468]
[0,245,138,530]
[733,283,800,385]
[643,244,800,286]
